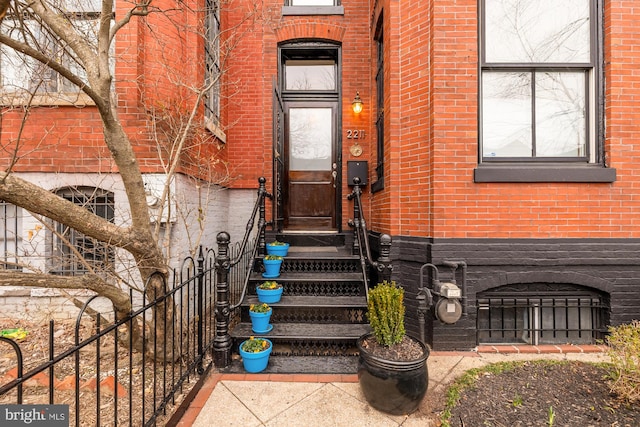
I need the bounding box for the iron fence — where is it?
[0,241,253,426]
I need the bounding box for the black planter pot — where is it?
[356,333,429,415]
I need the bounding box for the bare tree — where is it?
[0,0,247,357]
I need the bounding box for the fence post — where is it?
[258,177,267,257]
[213,232,232,368]
[377,233,393,282]
[196,245,205,374]
[349,181,362,256]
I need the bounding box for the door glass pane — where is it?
[485,0,590,63]
[285,60,335,91]
[289,108,332,171]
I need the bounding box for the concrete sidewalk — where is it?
[177,345,609,427]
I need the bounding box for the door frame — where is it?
[276,41,343,233]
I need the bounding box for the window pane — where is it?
[285,60,335,91]
[485,0,590,63]
[535,72,586,157]
[291,0,335,5]
[57,0,102,12]
[0,202,20,270]
[482,72,532,157]
[289,108,332,171]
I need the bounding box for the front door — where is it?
[284,103,338,230]
[279,43,341,232]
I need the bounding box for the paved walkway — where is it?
[176,345,609,427]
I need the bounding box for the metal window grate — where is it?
[0,201,21,270]
[477,293,607,345]
[204,0,221,125]
[51,187,114,275]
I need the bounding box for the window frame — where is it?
[282,0,344,16]
[371,16,385,193]
[0,3,112,106]
[475,0,615,183]
[204,0,222,136]
[0,201,21,271]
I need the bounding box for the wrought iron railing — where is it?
[213,177,272,368]
[346,178,392,300]
[0,239,254,426]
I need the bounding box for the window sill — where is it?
[0,92,95,107]
[371,177,384,193]
[282,6,344,16]
[474,165,617,183]
[205,117,226,143]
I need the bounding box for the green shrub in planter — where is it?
[367,280,406,347]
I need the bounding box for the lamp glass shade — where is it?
[352,93,363,114]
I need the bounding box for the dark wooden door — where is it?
[284,103,338,231]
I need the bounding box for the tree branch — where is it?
[0,270,132,317]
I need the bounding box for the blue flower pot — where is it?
[262,258,283,278]
[249,309,272,333]
[256,286,283,304]
[239,339,273,373]
[266,242,290,257]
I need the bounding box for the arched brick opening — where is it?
[275,22,346,44]
[475,277,611,345]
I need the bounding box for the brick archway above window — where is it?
[275,22,346,43]
[474,271,614,297]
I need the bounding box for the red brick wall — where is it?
[368,0,640,239]
[223,0,373,234]
[0,2,221,179]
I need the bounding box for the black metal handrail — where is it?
[228,177,272,311]
[213,177,272,368]
[347,177,393,300]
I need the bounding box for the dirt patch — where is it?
[444,360,640,427]
[359,335,425,361]
[0,318,199,426]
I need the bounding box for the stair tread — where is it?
[231,322,371,339]
[283,247,358,259]
[251,272,363,281]
[243,295,367,307]
[221,355,358,374]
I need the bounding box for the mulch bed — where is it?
[446,360,640,427]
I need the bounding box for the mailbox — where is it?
[347,161,368,186]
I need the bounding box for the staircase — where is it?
[226,233,371,374]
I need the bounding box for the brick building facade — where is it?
[1,1,638,348]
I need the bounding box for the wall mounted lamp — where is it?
[352,91,363,114]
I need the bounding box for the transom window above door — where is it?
[280,46,339,94]
[285,60,336,91]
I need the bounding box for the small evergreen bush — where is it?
[367,280,406,347]
[606,320,640,403]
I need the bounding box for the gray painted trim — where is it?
[474,165,617,182]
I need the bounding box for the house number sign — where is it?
[347,130,365,156]
[346,129,365,139]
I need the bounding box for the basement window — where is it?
[477,285,608,345]
[50,187,114,276]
